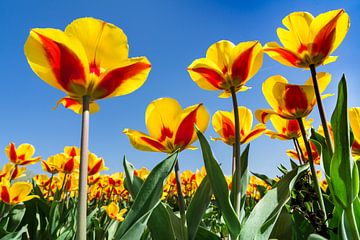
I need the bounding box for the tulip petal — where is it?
[255,109,279,123]
[54,97,100,114]
[93,57,151,99]
[174,103,209,149]
[230,41,263,84]
[349,108,360,144]
[145,98,182,142]
[24,28,89,95]
[10,182,33,203]
[311,9,349,58]
[65,17,129,71]
[123,129,167,152]
[264,42,303,67]
[241,124,266,144]
[212,110,235,144]
[206,40,235,73]
[188,58,225,90]
[5,143,17,163]
[237,106,253,139]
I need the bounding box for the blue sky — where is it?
[0,0,359,177]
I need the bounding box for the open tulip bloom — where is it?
[24,17,151,114]
[187,40,263,98]
[211,106,266,145]
[264,9,349,68]
[255,72,331,123]
[24,17,151,239]
[123,97,209,153]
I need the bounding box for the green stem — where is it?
[174,160,187,238]
[345,205,360,240]
[309,64,333,155]
[77,95,90,240]
[293,138,303,165]
[47,173,54,200]
[297,118,328,226]
[230,87,241,219]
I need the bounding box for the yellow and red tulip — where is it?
[0,164,26,181]
[264,9,349,68]
[123,97,209,153]
[287,138,320,165]
[0,181,38,204]
[103,202,127,222]
[188,40,263,97]
[265,115,313,140]
[349,107,360,160]
[5,143,41,165]
[88,152,108,176]
[24,17,151,114]
[255,73,331,122]
[212,106,266,145]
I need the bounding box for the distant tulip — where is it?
[5,143,41,165]
[349,108,360,160]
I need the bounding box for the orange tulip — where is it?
[5,143,41,165]
[265,115,313,140]
[264,9,349,68]
[0,181,38,204]
[124,97,209,153]
[24,17,151,114]
[212,106,266,145]
[255,73,331,123]
[188,40,263,97]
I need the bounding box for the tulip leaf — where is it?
[239,164,308,240]
[310,128,332,176]
[195,127,241,239]
[114,151,178,239]
[307,233,328,240]
[123,157,176,240]
[251,172,276,187]
[6,204,26,232]
[0,225,28,240]
[330,75,359,209]
[195,226,221,240]
[186,176,213,240]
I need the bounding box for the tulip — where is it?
[0,181,38,204]
[212,106,266,145]
[103,202,127,222]
[287,138,320,165]
[255,73,331,122]
[5,143,41,165]
[88,152,108,176]
[124,97,209,153]
[188,40,263,98]
[349,108,360,160]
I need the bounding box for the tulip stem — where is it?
[77,95,90,240]
[293,138,302,165]
[47,173,54,199]
[174,160,187,236]
[230,87,241,219]
[297,117,328,226]
[309,64,333,155]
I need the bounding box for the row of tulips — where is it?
[0,6,358,239]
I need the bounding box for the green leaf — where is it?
[166,206,186,240]
[307,233,328,240]
[232,144,250,223]
[251,172,275,187]
[239,164,308,240]
[194,226,221,240]
[114,151,178,239]
[6,204,26,232]
[186,176,212,240]
[330,75,359,208]
[195,127,241,239]
[310,128,332,176]
[123,156,176,240]
[0,225,28,240]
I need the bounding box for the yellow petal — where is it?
[229,41,263,85]
[10,182,33,203]
[123,129,167,152]
[65,17,129,70]
[17,144,35,159]
[310,9,349,56]
[92,57,151,99]
[174,103,209,150]
[349,108,360,143]
[24,28,89,95]
[188,58,225,91]
[212,110,234,144]
[206,40,235,72]
[264,42,303,68]
[262,75,288,113]
[54,97,99,114]
[237,106,253,139]
[241,123,266,144]
[255,109,279,123]
[145,98,182,142]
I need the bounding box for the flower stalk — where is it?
[309,64,333,155]
[174,160,187,236]
[77,95,90,240]
[297,117,327,225]
[293,138,303,165]
[230,86,241,218]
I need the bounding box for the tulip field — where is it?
[1,7,360,240]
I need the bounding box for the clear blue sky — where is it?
[0,0,359,177]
